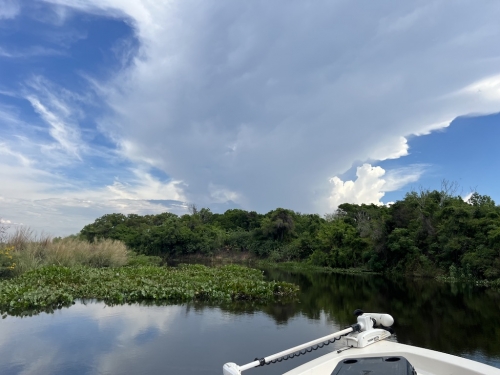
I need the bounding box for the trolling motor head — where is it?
[346,310,394,348]
[353,309,394,331]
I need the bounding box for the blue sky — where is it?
[381,113,500,203]
[1,0,500,235]
[336,112,500,205]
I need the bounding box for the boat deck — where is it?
[283,340,500,375]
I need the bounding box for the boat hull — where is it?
[283,340,500,375]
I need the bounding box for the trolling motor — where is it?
[345,309,394,348]
[222,310,394,375]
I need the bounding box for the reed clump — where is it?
[2,227,128,275]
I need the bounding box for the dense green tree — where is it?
[212,209,262,231]
[78,189,500,281]
[260,208,297,242]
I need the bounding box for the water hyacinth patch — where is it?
[0,264,299,317]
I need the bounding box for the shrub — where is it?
[308,250,330,267]
[46,238,128,268]
[5,228,129,275]
[0,246,16,276]
[127,252,163,266]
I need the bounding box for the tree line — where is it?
[79,189,500,281]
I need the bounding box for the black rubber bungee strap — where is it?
[255,332,350,366]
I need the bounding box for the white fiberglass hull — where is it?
[283,340,500,375]
[222,313,500,375]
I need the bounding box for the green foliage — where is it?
[308,250,330,267]
[0,264,299,316]
[212,209,262,231]
[260,208,296,242]
[77,187,500,282]
[0,246,16,276]
[127,252,163,267]
[316,219,366,268]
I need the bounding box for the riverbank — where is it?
[168,254,500,288]
[254,260,381,275]
[167,249,256,266]
[436,274,500,288]
[257,260,500,290]
[166,253,381,275]
[0,263,299,317]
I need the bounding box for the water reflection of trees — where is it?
[196,269,500,359]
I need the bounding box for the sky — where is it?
[0,0,499,236]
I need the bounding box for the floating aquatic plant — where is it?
[0,264,299,317]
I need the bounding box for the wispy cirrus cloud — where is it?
[0,45,65,58]
[19,75,95,161]
[0,142,32,166]
[26,95,82,159]
[383,165,427,192]
[0,76,186,235]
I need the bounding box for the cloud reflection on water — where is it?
[0,301,336,375]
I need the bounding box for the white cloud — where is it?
[457,74,500,105]
[328,163,424,210]
[27,96,82,159]
[383,165,426,191]
[21,76,90,161]
[0,166,187,235]
[0,143,186,235]
[369,136,409,161]
[0,0,19,19]
[208,183,243,205]
[462,192,474,203]
[105,168,185,201]
[0,196,187,236]
[328,164,386,209]
[0,143,32,166]
[0,161,62,199]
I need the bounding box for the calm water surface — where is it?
[1,269,500,374]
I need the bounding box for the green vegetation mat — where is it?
[0,264,299,317]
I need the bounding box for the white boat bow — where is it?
[223,310,500,375]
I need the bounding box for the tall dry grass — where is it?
[5,227,128,275]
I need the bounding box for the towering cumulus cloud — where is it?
[329,164,386,209]
[328,164,424,209]
[56,0,500,211]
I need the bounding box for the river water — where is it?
[1,269,499,374]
